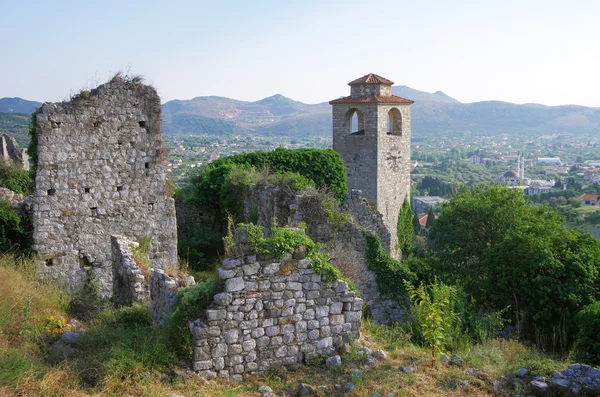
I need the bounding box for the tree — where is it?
[427,184,600,347]
[483,226,600,345]
[397,197,414,255]
[428,185,561,281]
[412,212,422,235]
[425,207,435,229]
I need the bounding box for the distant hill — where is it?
[3,87,600,143]
[0,97,41,114]
[0,113,31,146]
[161,94,330,136]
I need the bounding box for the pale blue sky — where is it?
[1,0,599,107]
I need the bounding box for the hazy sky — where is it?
[2,0,599,107]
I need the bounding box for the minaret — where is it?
[520,155,525,180]
[330,73,413,256]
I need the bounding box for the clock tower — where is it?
[330,73,413,256]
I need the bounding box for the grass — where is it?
[0,254,573,396]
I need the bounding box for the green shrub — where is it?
[245,223,352,287]
[574,302,600,366]
[67,277,107,321]
[405,280,458,366]
[210,147,347,202]
[0,201,31,254]
[165,277,224,356]
[365,233,416,299]
[0,162,32,196]
[112,304,153,327]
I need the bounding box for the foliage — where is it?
[428,185,561,285]
[425,207,435,229]
[0,201,31,254]
[177,221,223,272]
[405,280,458,366]
[397,197,414,254]
[245,223,351,286]
[365,234,416,299]
[482,226,600,347]
[210,147,347,202]
[427,184,600,349]
[164,277,223,356]
[573,301,600,366]
[0,113,31,146]
[0,162,32,195]
[67,276,107,321]
[132,235,153,275]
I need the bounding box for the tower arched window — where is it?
[386,108,402,136]
[345,108,365,135]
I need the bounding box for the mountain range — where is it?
[2,86,600,145]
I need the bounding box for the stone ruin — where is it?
[239,183,406,323]
[190,227,363,380]
[1,133,29,170]
[31,77,177,297]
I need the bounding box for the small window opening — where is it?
[93,119,101,129]
[84,187,90,193]
[47,188,56,196]
[79,256,91,268]
[148,203,154,211]
[45,258,59,267]
[117,185,123,192]
[138,121,147,128]
[90,207,98,216]
[145,162,150,169]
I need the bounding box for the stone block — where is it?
[226,277,245,292]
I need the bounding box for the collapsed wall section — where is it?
[32,79,177,296]
[243,183,405,323]
[191,239,362,380]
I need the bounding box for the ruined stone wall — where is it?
[191,244,362,380]
[243,184,405,324]
[1,133,29,170]
[111,236,149,306]
[149,269,195,324]
[32,79,177,296]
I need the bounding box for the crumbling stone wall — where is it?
[111,236,149,306]
[31,78,177,296]
[0,133,29,170]
[191,234,362,380]
[149,269,195,324]
[242,184,405,323]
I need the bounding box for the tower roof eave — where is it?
[329,94,414,105]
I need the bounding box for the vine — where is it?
[365,233,416,299]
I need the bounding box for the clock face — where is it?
[386,145,402,170]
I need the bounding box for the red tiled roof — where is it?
[579,193,600,201]
[348,73,394,85]
[329,94,414,105]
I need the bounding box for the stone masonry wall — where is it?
[111,236,149,306]
[191,234,362,380]
[1,133,29,170]
[243,184,405,323]
[149,269,195,324]
[32,78,177,297]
